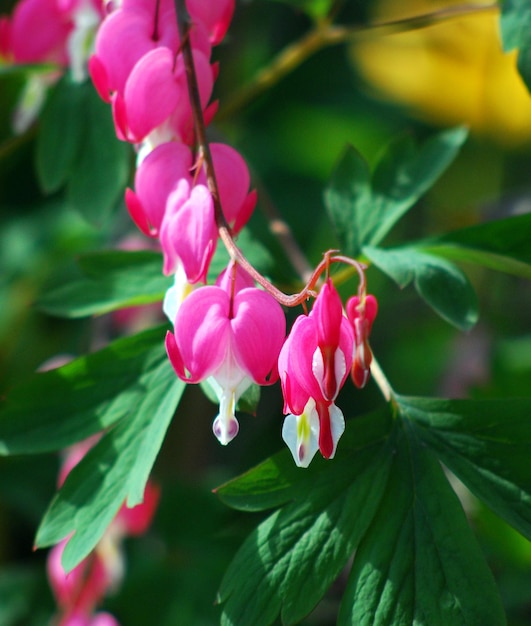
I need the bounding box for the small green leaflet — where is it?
[400,395,531,542]
[35,346,185,571]
[500,0,531,92]
[363,245,478,330]
[0,325,171,454]
[324,127,467,257]
[421,212,531,279]
[66,86,130,226]
[36,77,90,194]
[38,250,171,318]
[36,75,130,226]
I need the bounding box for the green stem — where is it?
[218,2,497,121]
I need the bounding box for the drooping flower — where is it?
[197,143,257,233]
[279,279,354,467]
[165,272,286,445]
[125,140,193,236]
[346,293,378,389]
[159,179,218,283]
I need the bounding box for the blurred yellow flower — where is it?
[351,0,531,147]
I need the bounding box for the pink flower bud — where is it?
[346,294,378,389]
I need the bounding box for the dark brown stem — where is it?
[175,1,368,308]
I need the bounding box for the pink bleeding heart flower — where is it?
[8,0,72,65]
[48,540,110,619]
[159,179,218,283]
[346,293,378,389]
[8,0,102,75]
[187,0,235,46]
[90,0,210,99]
[0,17,11,59]
[125,141,193,236]
[59,613,120,626]
[165,277,286,445]
[117,46,212,143]
[62,613,120,626]
[198,143,257,233]
[279,279,354,467]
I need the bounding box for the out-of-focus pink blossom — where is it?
[165,277,285,444]
[7,0,102,73]
[49,438,159,626]
[59,611,120,626]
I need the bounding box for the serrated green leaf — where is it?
[217,407,394,626]
[35,358,184,570]
[500,0,531,52]
[339,421,506,626]
[38,250,171,318]
[324,128,467,257]
[400,395,531,542]
[36,77,90,194]
[0,325,170,455]
[421,212,531,279]
[363,245,478,330]
[66,87,130,226]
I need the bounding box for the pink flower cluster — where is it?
[48,437,159,626]
[88,0,256,285]
[86,0,287,446]
[86,0,379,465]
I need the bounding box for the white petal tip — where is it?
[213,414,239,445]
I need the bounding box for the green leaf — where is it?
[35,357,184,570]
[0,325,169,455]
[422,212,531,279]
[324,144,372,257]
[324,128,467,257]
[339,421,506,626]
[363,245,478,330]
[38,250,171,318]
[500,0,531,52]
[66,87,130,226]
[400,395,531,542]
[36,77,90,194]
[500,0,531,91]
[217,407,394,626]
